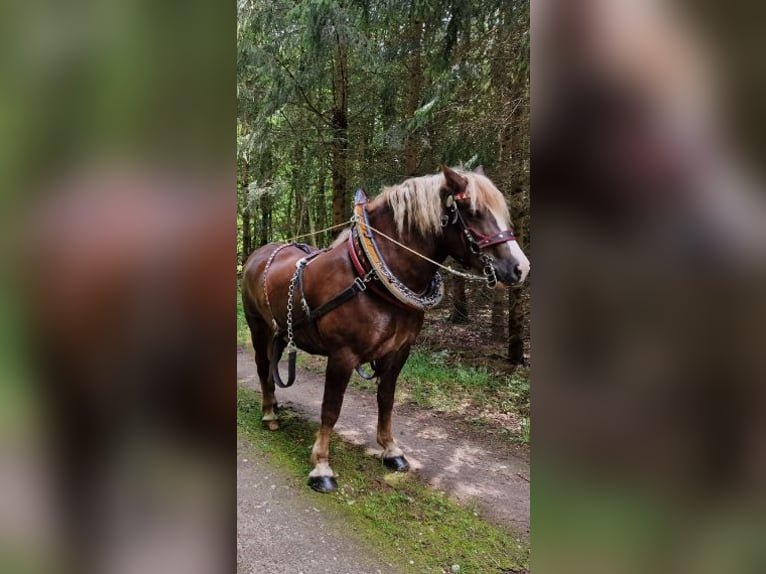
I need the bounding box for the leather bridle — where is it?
[442,190,516,286]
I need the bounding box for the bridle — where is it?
[442,190,517,288]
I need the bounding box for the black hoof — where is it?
[383,455,410,472]
[309,475,338,493]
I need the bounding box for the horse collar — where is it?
[350,202,444,311]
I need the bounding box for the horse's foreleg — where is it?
[248,314,279,430]
[376,346,411,472]
[309,351,355,493]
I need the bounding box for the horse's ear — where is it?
[474,165,485,176]
[441,164,467,194]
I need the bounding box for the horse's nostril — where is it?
[513,264,522,281]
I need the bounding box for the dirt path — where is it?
[237,439,397,574]
[237,350,530,537]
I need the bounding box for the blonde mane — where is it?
[369,170,511,237]
[330,227,351,248]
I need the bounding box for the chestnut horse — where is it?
[240,165,529,492]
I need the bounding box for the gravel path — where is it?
[237,439,397,574]
[237,349,529,537]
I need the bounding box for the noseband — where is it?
[442,191,517,287]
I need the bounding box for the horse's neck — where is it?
[367,206,446,292]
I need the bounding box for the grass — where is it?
[238,386,529,573]
[347,349,530,445]
[236,295,250,347]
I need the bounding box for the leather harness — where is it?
[265,185,516,387]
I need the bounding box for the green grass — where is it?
[350,349,530,445]
[236,295,250,347]
[238,387,529,573]
[401,350,529,411]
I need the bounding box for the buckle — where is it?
[354,277,368,291]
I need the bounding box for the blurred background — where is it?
[0,1,234,573]
[4,0,766,572]
[533,0,766,572]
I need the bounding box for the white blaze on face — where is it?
[509,241,530,283]
[494,213,530,283]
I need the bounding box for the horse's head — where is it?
[440,165,530,286]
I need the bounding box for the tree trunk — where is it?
[308,193,316,246]
[241,203,252,264]
[448,275,469,324]
[491,287,506,340]
[507,287,525,364]
[505,87,529,364]
[258,194,270,247]
[330,32,349,226]
[293,146,304,239]
[403,18,424,176]
[316,174,328,244]
[238,154,252,265]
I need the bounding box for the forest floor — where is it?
[237,346,530,573]
[238,351,530,533]
[237,293,530,572]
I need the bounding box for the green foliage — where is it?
[238,387,529,572]
[237,0,530,249]
[397,350,530,444]
[236,295,250,347]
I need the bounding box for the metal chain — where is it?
[262,244,291,329]
[373,262,444,309]
[480,254,498,288]
[284,261,302,352]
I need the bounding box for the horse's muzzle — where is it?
[494,258,527,286]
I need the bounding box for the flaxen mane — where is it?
[369,170,511,237]
[330,170,510,248]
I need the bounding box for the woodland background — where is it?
[237,0,530,363]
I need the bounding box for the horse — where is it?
[240,165,530,492]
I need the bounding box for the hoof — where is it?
[383,455,410,472]
[263,419,279,431]
[309,475,338,493]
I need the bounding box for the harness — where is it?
[263,185,516,388]
[445,190,517,288]
[263,243,375,388]
[349,189,445,311]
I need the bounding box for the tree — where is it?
[237,0,530,360]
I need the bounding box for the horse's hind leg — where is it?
[376,346,412,472]
[246,313,279,430]
[309,350,355,493]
